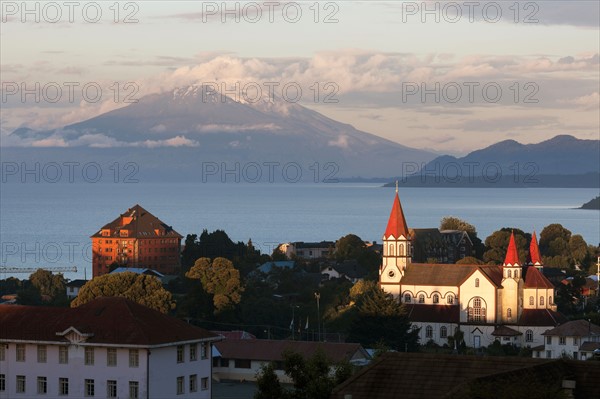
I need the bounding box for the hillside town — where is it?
[1,189,599,399]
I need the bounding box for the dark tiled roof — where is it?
[295,241,334,249]
[580,341,600,351]
[542,319,600,337]
[402,264,502,288]
[214,339,367,363]
[331,353,600,399]
[518,309,567,326]
[404,304,459,323]
[492,325,522,336]
[0,297,217,346]
[91,204,182,238]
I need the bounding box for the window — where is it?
[433,294,439,304]
[107,380,117,398]
[16,375,26,393]
[389,244,394,256]
[0,374,4,392]
[129,349,139,367]
[59,378,69,396]
[507,270,512,278]
[529,296,534,306]
[573,337,579,346]
[447,295,454,304]
[201,343,208,359]
[404,294,411,303]
[546,350,552,358]
[16,344,25,361]
[418,294,425,304]
[0,344,5,361]
[129,381,139,399]
[85,347,94,365]
[107,348,117,366]
[176,376,184,395]
[399,244,404,256]
[546,336,552,345]
[85,379,95,397]
[559,336,566,345]
[189,344,197,361]
[234,359,251,369]
[475,278,479,287]
[507,308,512,318]
[425,325,433,338]
[201,377,209,391]
[540,296,545,306]
[440,326,448,338]
[177,345,184,363]
[526,330,533,342]
[38,376,47,394]
[468,297,486,323]
[549,296,553,305]
[189,375,197,392]
[59,346,68,364]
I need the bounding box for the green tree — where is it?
[440,216,485,259]
[483,228,530,265]
[186,257,244,314]
[333,234,381,279]
[71,272,175,313]
[29,269,66,299]
[347,287,420,351]
[456,256,484,265]
[349,279,377,301]
[254,350,352,399]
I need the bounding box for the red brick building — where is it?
[91,205,182,277]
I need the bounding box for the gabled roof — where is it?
[524,265,554,289]
[503,231,520,266]
[0,297,218,346]
[213,339,368,363]
[529,231,542,265]
[384,191,409,239]
[91,204,182,239]
[404,304,459,324]
[401,264,503,288]
[542,319,600,337]
[492,325,522,336]
[66,279,88,288]
[518,309,567,327]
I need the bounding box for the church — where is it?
[379,188,567,349]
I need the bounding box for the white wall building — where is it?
[532,319,600,360]
[0,297,220,398]
[379,188,567,349]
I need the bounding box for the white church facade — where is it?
[379,188,566,349]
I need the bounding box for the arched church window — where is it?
[433,294,439,304]
[389,244,394,256]
[425,325,433,338]
[440,326,447,338]
[475,278,479,288]
[529,296,534,306]
[507,308,512,318]
[399,244,404,256]
[514,270,519,278]
[540,296,544,306]
[507,270,512,278]
[549,296,552,305]
[468,297,485,323]
[418,294,425,304]
[526,330,533,342]
[447,295,454,304]
[404,294,412,303]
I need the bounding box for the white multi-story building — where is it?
[0,297,220,398]
[379,187,567,349]
[533,319,600,360]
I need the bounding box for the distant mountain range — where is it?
[3,86,599,185]
[5,86,435,181]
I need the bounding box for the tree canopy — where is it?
[483,228,530,265]
[186,257,244,314]
[30,269,66,299]
[71,272,175,313]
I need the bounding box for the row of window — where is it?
[404,293,455,304]
[0,375,139,398]
[528,295,552,306]
[3,345,139,368]
[176,343,208,363]
[101,238,178,245]
[421,327,537,343]
[176,375,208,395]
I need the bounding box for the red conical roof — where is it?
[384,190,410,239]
[503,232,520,266]
[529,231,542,265]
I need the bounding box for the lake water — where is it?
[1,182,598,280]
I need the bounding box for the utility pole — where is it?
[314,291,321,342]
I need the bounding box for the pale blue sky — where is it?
[1,1,599,153]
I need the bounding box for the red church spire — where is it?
[530,231,542,265]
[384,183,410,239]
[503,231,520,266]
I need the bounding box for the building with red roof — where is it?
[0,297,219,398]
[379,190,565,349]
